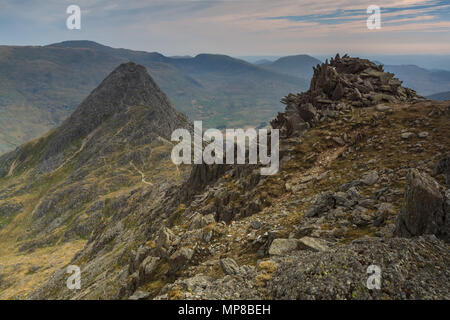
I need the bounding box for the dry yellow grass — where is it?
[0,239,86,299]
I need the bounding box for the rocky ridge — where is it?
[0,57,448,300]
[147,56,449,300]
[271,54,421,137]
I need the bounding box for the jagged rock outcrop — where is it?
[395,169,449,242]
[271,54,422,137]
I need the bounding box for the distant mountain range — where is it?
[1,41,449,155]
[427,91,450,101]
[257,55,322,80]
[0,41,310,154]
[250,55,450,98]
[383,65,450,97]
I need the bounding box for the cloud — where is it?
[0,0,449,55]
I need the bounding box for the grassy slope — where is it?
[0,119,186,299]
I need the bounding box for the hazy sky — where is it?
[1,0,449,56]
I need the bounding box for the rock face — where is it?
[271,54,421,137]
[433,153,450,185]
[395,169,449,242]
[268,236,449,300]
[219,258,240,275]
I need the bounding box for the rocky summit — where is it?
[0,57,449,300]
[271,54,422,137]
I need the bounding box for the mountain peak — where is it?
[59,61,165,133]
[39,61,188,166]
[47,40,109,49]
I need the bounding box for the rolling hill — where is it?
[427,91,450,101]
[383,64,450,97]
[259,54,322,80]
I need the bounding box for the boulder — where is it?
[401,132,414,139]
[168,247,194,274]
[332,82,345,100]
[268,239,299,256]
[360,170,379,186]
[373,203,395,227]
[395,169,449,242]
[433,153,450,185]
[297,237,329,252]
[298,103,318,123]
[250,220,262,229]
[375,104,392,112]
[305,192,335,217]
[138,256,160,281]
[188,213,214,230]
[155,227,177,257]
[129,291,151,300]
[220,258,240,275]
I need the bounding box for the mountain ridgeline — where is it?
[260,55,322,79]
[0,56,449,300]
[0,41,310,154]
[427,91,450,101]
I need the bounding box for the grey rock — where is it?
[138,256,160,281]
[433,153,450,185]
[305,192,335,217]
[347,187,361,200]
[269,239,299,256]
[220,258,240,275]
[268,236,450,300]
[373,203,395,227]
[401,132,414,139]
[189,213,214,230]
[250,220,262,229]
[332,137,345,146]
[333,192,355,208]
[168,247,194,274]
[297,237,329,252]
[129,291,151,300]
[395,169,449,242]
[375,104,392,112]
[360,171,379,186]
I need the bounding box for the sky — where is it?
[0,0,449,56]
